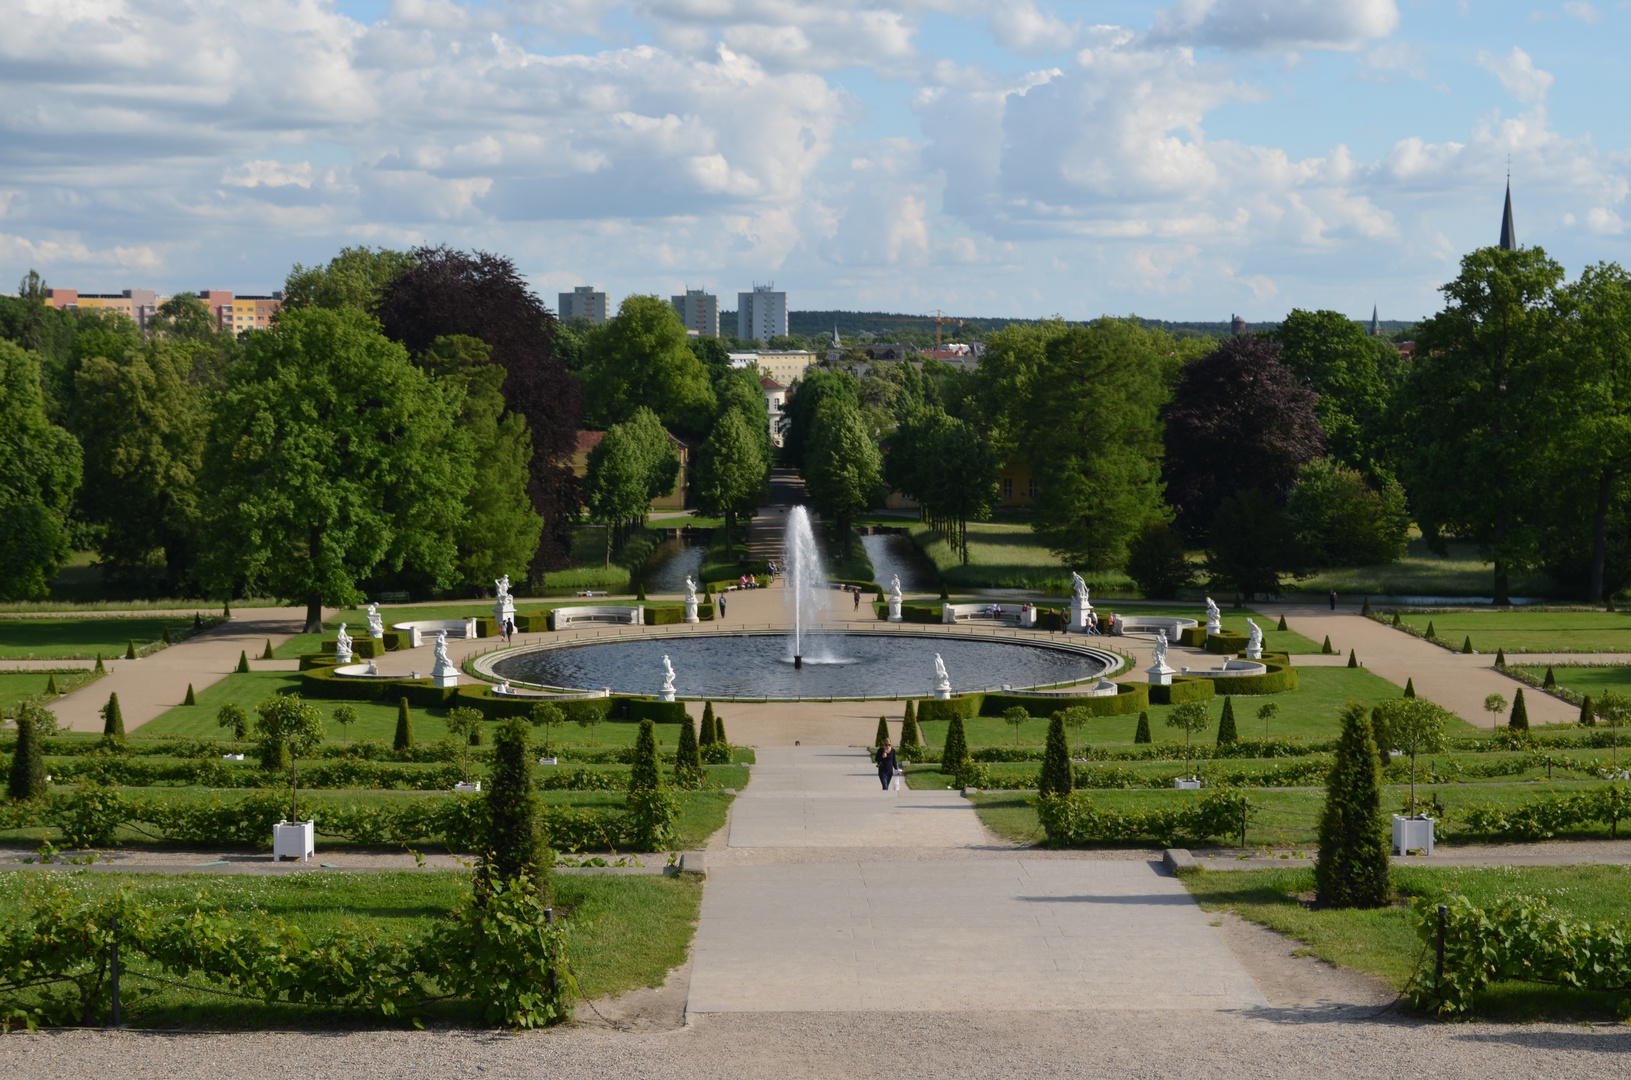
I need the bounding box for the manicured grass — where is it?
[1514,664,1631,698]
[909,521,1140,591]
[0,672,78,711]
[1114,603,1323,654]
[916,666,1418,749]
[1294,537,1558,600]
[0,869,703,1026]
[0,615,205,659]
[1181,863,1631,1020]
[1394,609,1631,653]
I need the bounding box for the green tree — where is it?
[874,716,890,747]
[584,409,678,565]
[940,710,969,775]
[924,415,998,565]
[1314,701,1391,908]
[699,701,717,745]
[692,409,767,559]
[1373,697,1449,814]
[199,308,473,631]
[1002,706,1029,747]
[581,296,714,436]
[1124,521,1194,599]
[1062,705,1091,757]
[1039,711,1073,796]
[332,703,358,735]
[1509,687,1530,731]
[529,701,564,757]
[626,718,676,850]
[629,718,663,794]
[485,716,548,898]
[1397,246,1570,604]
[899,700,920,747]
[1284,458,1409,567]
[394,697,416,750]
[1134,710,1152,743]
[782,368,859,469]
[676,713,702,781]
[101,692,124,740]
[1205,489,1303,599]
[1272,309,1398,473]
[253,691,326,822]
[283,246,414,313]
[802,398,882,559]
[0,342,81,600]
[1165,701,1210,777]
[444,706,486,784]
[217,702,249,740]
[1216,696,1237,745]
[7,708,47,801]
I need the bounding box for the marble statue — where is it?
[1071,572,1090,604]
[495,574,511,601]
[933,653,952,699]
[1146,629,1175,686]
[493,574,516,626]
[1153,630,1168,668]
[683,575,700,623]
[659,655,678,702]
[366,603,384,639]
[1069,571,1093,631]
[430,630,459,688]
[1246,617,1264,659]
[1204,596,1222,634]
[335,622,353,664]
[887,574,903,622]
[364,658,379,676]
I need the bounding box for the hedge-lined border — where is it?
[1149,677,1216,705]
[296,667,694,724]
[1204,631,1249,655]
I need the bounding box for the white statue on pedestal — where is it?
[1204,596,1222,636]
[335,622,353,664]
[1245,617,1264,659]
[493,574,516,627]
[1070,571,1093,632]
[933,653,952,700]
[430,630,459,687]
[683,575,700,623]
[1147,629,1176,686]
[888,574,903,622]
[659,655,677,701]
[366,603,384,639]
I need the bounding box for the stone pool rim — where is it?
[466,627,1128,702]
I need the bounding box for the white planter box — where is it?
[1392,814,1435,856]
[273,819,314,862]
[222,753,244,761]
[1174,778,1202,790]
[538,757,558,766]
[454,781,482,794]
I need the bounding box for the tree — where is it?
[1314,701,1391,908]
[1272,309,1398,474]
[1483,693,1507,729]
[782,369,859,469]
[1397,247,1570,604]
[689,335,733,384]
[940,710,969,775]
[699,701,717,745]
[0,342,81,600]
[7,707,47,801]
[1062,705,1091,758]
[529,701,564,757]
[1164,335,1324,541]
[1216,696,1237,745]
[1372,698,1449,815]
[626,718,675,850]
[254,692,326,823]
[1205,489,1302,599]
[217,702,249,740]
[924,416,998,565]
[1039,711,1073,796]
[1002,706,1029,747]
[629,718,664,795]
[416,335,544,589]
[1124,521,1194,599]
[283,246,415,314]
[1257,701,1279,738]
[101,692,125,740]
[1594,691,1630,768]
[584,410,678,565]
[692,409,766,559]
[394,698,416,750]
[199,308,473,632]
[485,716,548,898]
[444,706,485,784]
[1134,710,1152,743]
[676,713,702,782]
[802,398,882,559]
[899,700,921,747]
[580,296,715,437]
[1165,702,1211,778]
[1284,458,1409,567]
[1510,687,1530,730]
[1015,320,1179,569]
[332,703,358,736]
[375,246,582,578]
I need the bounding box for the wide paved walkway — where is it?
[687,746,1266,1014]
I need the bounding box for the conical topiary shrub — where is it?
[626,718,674,851]
[1314,702,1391,908]
[94,654,105,674]
[1404,678,1416,698]
[1580,694,1595,727]
[184,683,196,706]
[676,713,702,780]
[1321,635,1334,655]
[874,716,890,747]
[1543,667,1556,688]
[1039,711,1072,796]
[194,613,203,631]
[636,583,648,602]
[1495,647,1506,667]
[940,712,969,775]
[1216,697,1237,745]
[714,715,728,745]
[1134,710,1152,744]
[1391,612,1401,627]
[899,700,921,747]
[1347,649,1358,668]
[1425,620,1437,638]
[1277,615,1288,632]
[236,650,250,673]
[124,639,137,660]
[44,674,59,697]
[699,701,717,745]
[486,716,547,898]
[262,639,275,660]
[1361,597,1371,616]
[101,692,125,739]
[162,625,172,645]
[8,711,47,801]
[1509,688,1529,731]
[223,601,231,618]
[1461,635,1474,654]
[393,697,415,750]
[939,582,950,601]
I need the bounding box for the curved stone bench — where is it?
[392,619,479,649]
[1011,677,1122,699]
[330,662,398,679]
[941,603,1038,627]
[1115,615,1199,639]
[548,606,644,631]
[1179,657,1268,678]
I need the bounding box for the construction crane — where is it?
[862,310,965,346]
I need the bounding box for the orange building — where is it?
[42,288,158,329]
[203,291,282,332]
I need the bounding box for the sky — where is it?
[1,0,1627,322]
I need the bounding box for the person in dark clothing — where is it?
[876,739,898,791]
[1328,588,1338,611]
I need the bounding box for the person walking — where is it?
[719,594,727,620]
[853,587,861,611]
[1328,588,1338,611]
[876,738,898,792]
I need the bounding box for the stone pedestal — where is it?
[684,597,700,623]
[335,642,353,664]
[494,595,515,632]
[660,685,677,703]
[431,657,459,688]
[1070,597,1092,632]
[1146,663,1175,686]
[934,679,952,701]
[273,820,315,862]
[1173,778,1202,790]
[454,781,482,795]
[888,596,903,622]
[1246,642,1262,659]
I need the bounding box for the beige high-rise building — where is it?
[671,288,719,336]
[559,285,608,323]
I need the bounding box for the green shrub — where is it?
[1278,614,1289,631]
[675,713,702,780]
[636,583,647,601]
[714,714,728,746]
[236,650,250,673]
[1179,627,1207,649]
[645,603,714,625]
[1361,597,1371,615]
[1347,649,1357,668]
[262,639,275,660]
[1462,635,1474,654]
[183,683,196,706]
[394,698,415,750]
[625,719,677,851]
[1039,712,1072,796]
[125,639,137,660]
[1216,696,1237,745]
[899,700,920,747]
[1405,678,1416,698]
[1425,620,1436,639]
[485,717,549,900]
[699,701,717,745]
[1321,635,1334,655]
[1494,647,1507,667]
[624,699,690,724]
[918,696,979,723]
[1391,612,1400,627]
[875,716,890,747]
[1149,677,1215,706]
[1580,694,1595,726]
[7,712,46,801]
[977,686,1148,718]
[1314,701,1390,908]
[940,713,969,775]
[100,693,124,740]
[1509,688,1529,731]
[1134,711,1151,744]
[1543,667,1556,688]
[1037,789,1244,846]
[1204,631,1248,656]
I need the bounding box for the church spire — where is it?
[1499,177,1517,251]
[1370,305,1380,336]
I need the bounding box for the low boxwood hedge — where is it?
[916,696,979,723]
[320,637,384,659]
[875,602,942,623]
[1204,631,1249,655]
[1179,627,1207,648]
[645,603,715,625]
[1149,676,1216,705]
[977,684,1148,718]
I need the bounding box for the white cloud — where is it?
[1360,40,1426,81]
[1561,2,1602,22]
[223,160,317,188]
[988,2,1081,54]
[1477,47,1554,104]
[1146,0,1400,51]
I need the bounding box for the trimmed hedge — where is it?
[875,602,941,623]
[1179,627,1207,649]
[645,603,715,625]
[916,696,979,723]
[1148,677,1216,705]
[829,578,883,598]
[706,576,768,592]
[320,637,383,659]
[1036,790,1245,846]
[977,684,1149,718]
[1214,657,1299,695]
[299,666,458,707]
[1204,631,1249,655]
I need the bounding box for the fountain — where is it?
[784,506,829,668]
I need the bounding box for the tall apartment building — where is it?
[737,283,787,343]
[670,288,719,337]
[206,291,282,332]
[558,285,608,323]
[42,288,159,329]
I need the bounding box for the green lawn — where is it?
[1113,603,1323,654]
[0,869,702,1026]
[1514,664,1631,699]
[1182,863,1631,1020]
[1294,538,1558,600]
[917,666,1419,750]
[1393,609,1631,654]
[0,672,79,711]
[908,521,1139,592]
[0,615,206,660]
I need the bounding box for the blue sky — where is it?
[1,0,1626,322]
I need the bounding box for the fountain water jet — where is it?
[784,506,830,666]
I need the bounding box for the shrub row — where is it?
[874,602,942,624]
[23,757,645,792]
[645,603,715,626]
[1450,784,1629,840]
[1149,677,1216,706]
[1204,631,1249,655]
[295,670,695,725]
[1034,790,1245,845]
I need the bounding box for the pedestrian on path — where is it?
[853,587,861,611]
[719,594,727,619]
[875,739,898,791]
[1328,588,1338,611]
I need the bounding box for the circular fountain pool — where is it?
[483,631,1118,700]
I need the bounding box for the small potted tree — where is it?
[1373,698,1448,855]
[1165,701,1211,788]
[1595,691,1630,782]
[444,706,485,793]
[254,693,326,861]
[531,702,563,764]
